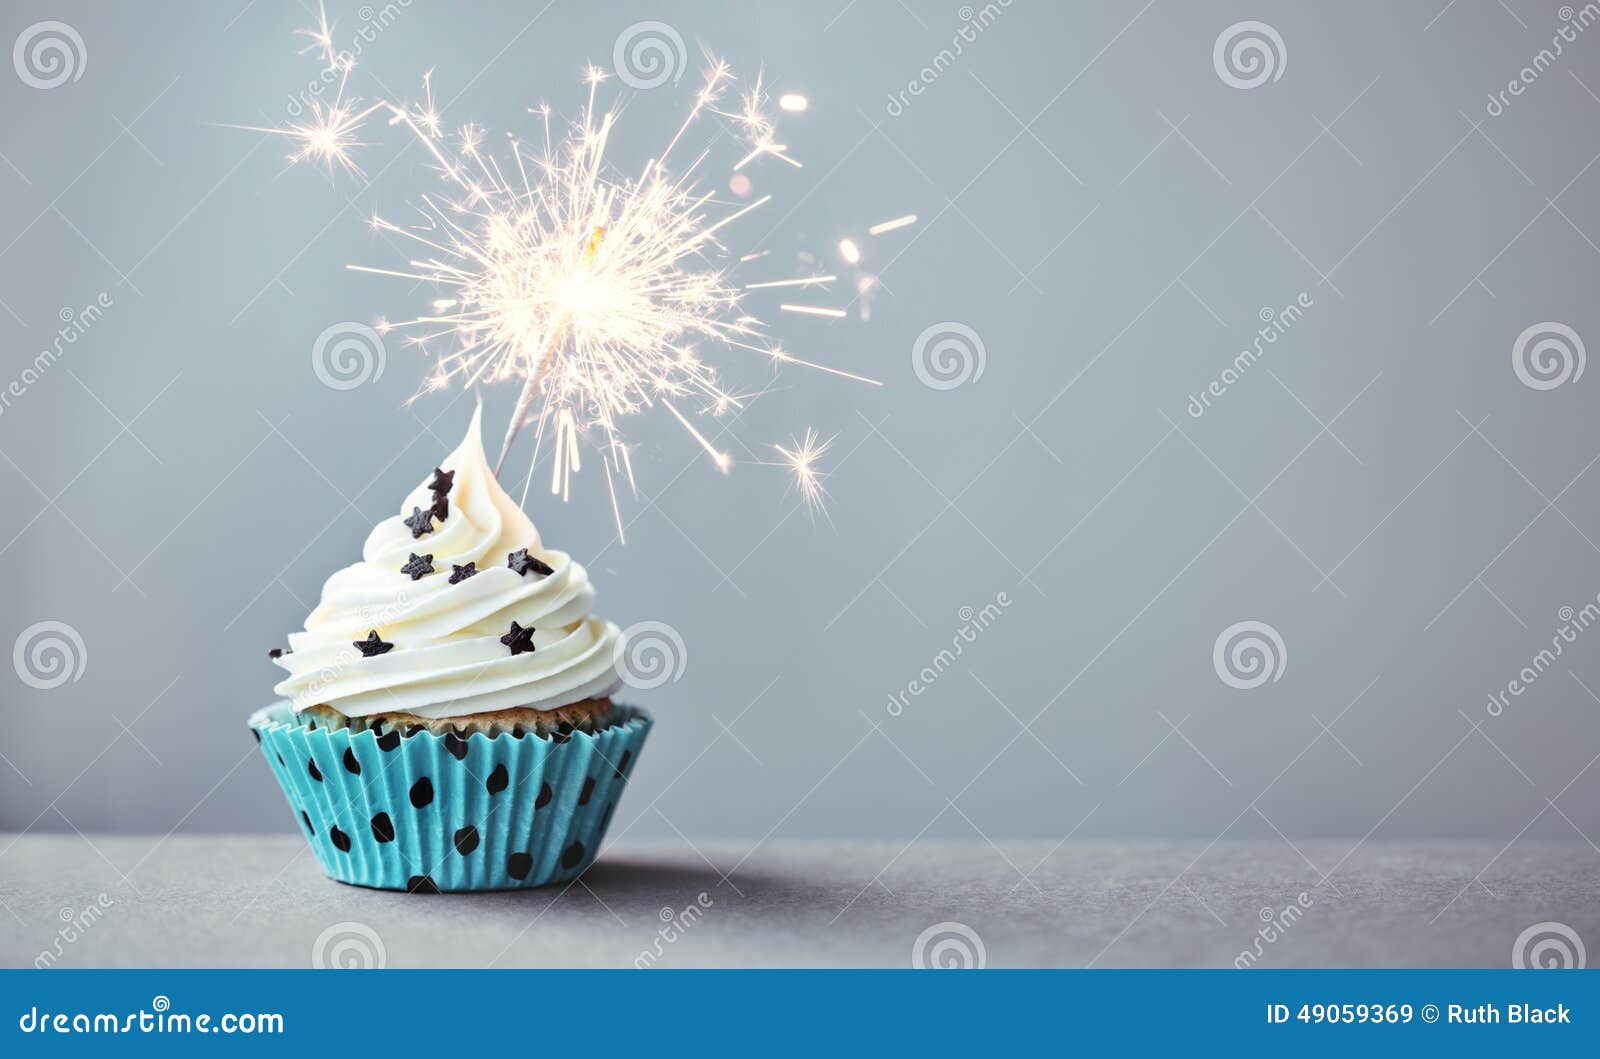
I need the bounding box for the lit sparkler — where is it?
[250,7,910,530]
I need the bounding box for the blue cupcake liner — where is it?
[248,701,651,892]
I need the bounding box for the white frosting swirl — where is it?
[272,406,622,718]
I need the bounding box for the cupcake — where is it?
[249,406,650,892]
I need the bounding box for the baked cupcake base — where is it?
[298,696,618,739]
[249,700,650,892]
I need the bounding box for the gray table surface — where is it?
[3,835,1597,968]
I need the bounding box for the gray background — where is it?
[4,0,1600,886]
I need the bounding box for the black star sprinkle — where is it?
[431,494,449,523]
[500,620,537,655]
[404,506,435,539]
[507,549,554,577]
[428,466,455,495]
[449,562,478,585]
[267,647,284,659]
[353,630,394,657]
[401,553,434,580]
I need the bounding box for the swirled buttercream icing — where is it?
[272,406,621,719]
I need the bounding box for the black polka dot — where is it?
[550,727,571,746]
[409,776,434,808]
[444,731,468,761]
[406,875,440,894]
[486,763,508,795]
[299,810,314,835]
[370,812,395,843]
[614,749,632,780]
[560,841,585,870]
[405,724,425,738]
[578,777,596,806]
[330,826,351,852]
[507,852,533,880]
[376,730,401,752]
[342,747,361,775]
[276,752,285,767]
[535,781,553,809]
[307,757,323,782]
[453,825,480,856]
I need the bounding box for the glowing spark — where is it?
[778,93,808,112]
[773,430,833,514]
[837,238,861,264]
[780,304,847,318]
[744,274,836,290]
[868,214,918,236]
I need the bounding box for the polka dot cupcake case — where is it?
[249,702,651,892]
